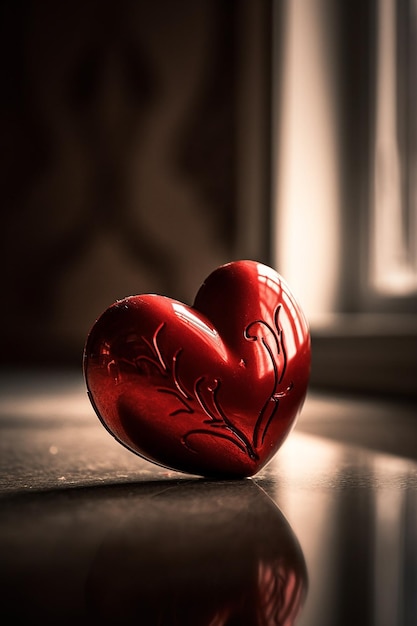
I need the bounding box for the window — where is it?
[271,0,417,398]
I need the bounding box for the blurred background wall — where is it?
[0,0,272,367]
[1,0,416,398]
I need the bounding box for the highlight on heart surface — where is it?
[83,260,311,478]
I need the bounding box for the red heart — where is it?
[83,260,311,478]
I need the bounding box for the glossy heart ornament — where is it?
[83,260,311,478]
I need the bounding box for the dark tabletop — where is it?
[1,369,416,625]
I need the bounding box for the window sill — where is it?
[309,314,417,399]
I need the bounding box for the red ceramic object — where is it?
[83,260,311,478]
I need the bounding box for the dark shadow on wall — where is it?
[0,0,273,367]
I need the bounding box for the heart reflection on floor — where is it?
[84,479,307,625]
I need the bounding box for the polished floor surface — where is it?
[1,370,416,625]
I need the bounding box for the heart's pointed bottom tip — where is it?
[156,458,265,481]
